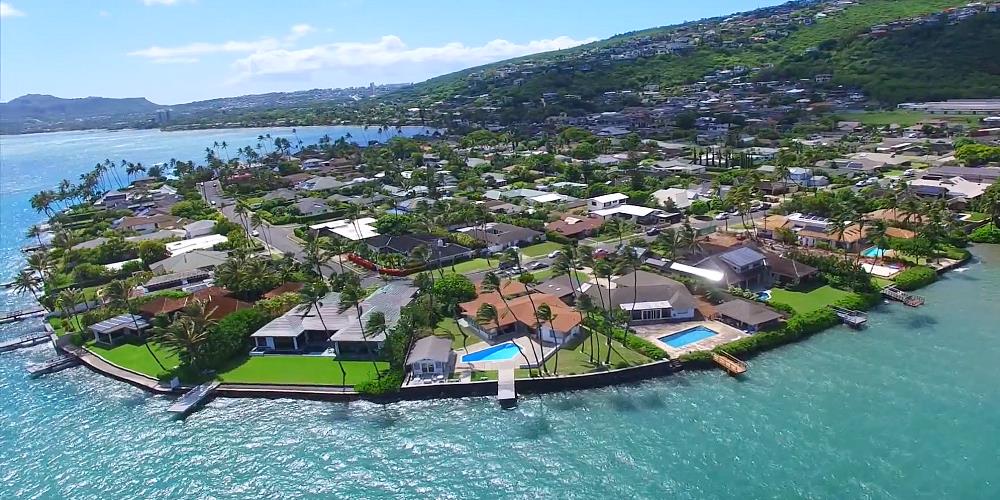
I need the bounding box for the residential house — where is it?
[90,314,151,346]
[715,299,783,332]
[296,176,346,192]
[149,249,228,275]
[694,246,772,290]
[138,287,251,321]
[365,234,474,267]
[592,204,671,225]
[117,214,185,235]
[293,197,332,217]
[310,217,380,241]
[183,220,216,239]
[651,187,698,210]
[459,287,582,345]
[458,222,544,253]
[142,269,212,292]
[406,336,457,380]
[920,166,1000,184]
[165,234,228,256]
[546,214,604,239]
[759,213,868,252]
[588,193,629,212]
[584,270,697,324]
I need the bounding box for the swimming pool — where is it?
[658,326,718,348]
[461,342,521,362]
[863,247,888,258]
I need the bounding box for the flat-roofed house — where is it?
[588,193,629,212]
[90,314,151,346]
[457,222,544,253]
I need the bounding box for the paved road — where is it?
[200,180,349,278]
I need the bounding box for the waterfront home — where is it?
[117,214,186,235]
[546,214,604,239]
[183,219,216,239]
[693,246,772,290]
[588,193,629,212]
[90,314,151,346]
[459,287,582,345]
[715,299,783,332]
[365,234,473,267]
[762,250,819,286]
[250,283,416,355]
[96,190,129,209]
[150,249,227,275]
[758,213,867,253]
[584,270,697,324]
[406,336,456,379]
[138,287,250,321]
[457,222,544,253]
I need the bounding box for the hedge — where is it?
[609,328,669,360]
[355,369,404,395]
[970,224,1000,243]
[894,266,937,291]
[680,308,840,364]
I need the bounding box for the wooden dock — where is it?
[830,306,868,329]
[882,286,925,307]
[26,355,80,377]
[0,331,51,352]
[497,367,517,408]
[0,308,46,325]
[168,381,220,415]
[712,351,748,376]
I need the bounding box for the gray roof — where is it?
[588,271,696,311]
[143,269,211,288]
[150,250,228,274]
[184,220,216,231]
[72,237,108,250]
[406,336,454,364]
[716,299,782,326]
[89,314,150,334]
[329,283,417,342]
[719,247,767,269]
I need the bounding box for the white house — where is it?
[588,193,629,212]
[165,234,228,256]
[405,336,456,379]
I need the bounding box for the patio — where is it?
[632,320,748,356]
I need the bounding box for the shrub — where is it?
[894,266,937,291]
[73,263,107,283]
[201,308,272,368]
[707,308,839,359]
[767,301,797,315]
[609,329,668,360]
[355,369,404,395]
[969,224,1000,244]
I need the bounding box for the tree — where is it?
[56,288,84,333]
[431,273,476,305]
[535,303,560,375]
[137,240,168,266]
[300,282,348,386]
[103,279,167,372]
[152,316,208,370]
[517,271,547,375]
[11,270,41,302]
[339,283,382,378]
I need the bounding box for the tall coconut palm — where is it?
[152,316,208,370]
[300,282,348,386]
[339,283,382,379]
[535,303,560,376]
[26,225,44,247]
[517,272,547,375]
[11,270,41,302]
[303,238,330,278]
[26,252,52,280]
[56,287,84,333]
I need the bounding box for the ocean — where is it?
[1,129,999,499]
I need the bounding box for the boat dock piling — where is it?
[881,286,925,307]
[830,306,868,329]
[26,355,80,377]
[168,381,221,415]
[0,331,51,352]
[712,351,748,376]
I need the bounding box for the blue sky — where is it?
[0,0,783,104]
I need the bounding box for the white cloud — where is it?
[142,0,183,6]
[232,35,596,79]
[0,2,26,18]
[129,24,314,63]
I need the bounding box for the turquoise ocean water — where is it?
[2,129,999,499]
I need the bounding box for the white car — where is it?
[714,212,730,220]
[251,230,260,237]
[547,250,562,259]
[210,200,217,206]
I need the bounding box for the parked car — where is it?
[547,250,562,259]
[714,212,730,220]
[251,230,260,237]
[210,200,217,206]
[645,227,660,236]
[529,261,549,270]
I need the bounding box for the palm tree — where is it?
[517,272,547,375]
[774,165,791,201]
[11,270,41,302]
[26,252,52,280]
[26,225,44,247]
[250,212,269,249]
[339,283,382,378]
[535,304,560,376]
[300,282,349,386]
[303,238,330,278]
[103,279,167,371]
[56,288,84,333]
[152,316,208,369]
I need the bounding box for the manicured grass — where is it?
[48,316,84,336]
[846,110,981,127]
[769,285,857,314]
[517,330,651,378]
[448,258,494,274]
[87,340,181,379]
[966,212,990,222]
[433,319,483,351]
[873,277,895,289]
[521,241,562,258]
[470,370,497,381]
[217,356,388,386]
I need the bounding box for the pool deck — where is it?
[455,336,550,372]
[632,320,749,357]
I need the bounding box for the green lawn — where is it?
[217,356,388,386]
[966,212,990,222]
[521,241,562,258]
[769,285,857,314]
[517,330,651,378]
[87,340,181,379]
[846,110,981,127]
[48,316,83,336]
[449,258,494,274]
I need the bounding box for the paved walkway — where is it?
[63,344,177,394]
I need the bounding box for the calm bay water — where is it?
[2,130,1000,499]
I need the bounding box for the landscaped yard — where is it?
[770,285,857,314]
[517,330,651,378]
[521,241,562,258]
[87,340,181,379]
[847,110,981,127]
[217,356,388,386]
[448,258,494,274]
[433,318,483,351]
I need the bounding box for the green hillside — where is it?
[392,0,992,107]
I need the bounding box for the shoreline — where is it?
[0,124,436,139]
[48,251,973,405]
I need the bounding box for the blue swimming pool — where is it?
[863,247,888,258]
[658,326,718,348]
[461,342,521,362]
